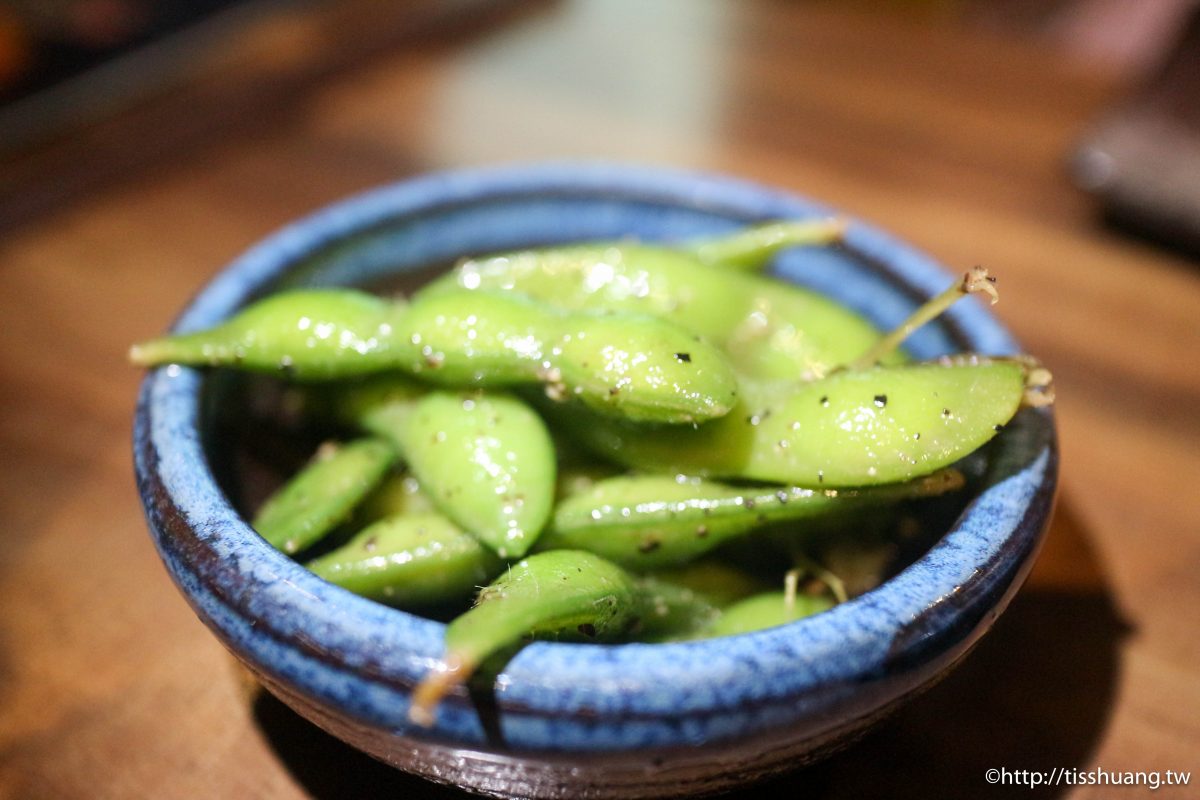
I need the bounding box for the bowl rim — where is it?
[134,161,1056,749]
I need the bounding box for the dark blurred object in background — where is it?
[0,0,260,151]
[0,0,250,102]
[1072,5,1200,256]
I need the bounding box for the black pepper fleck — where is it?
[577,623,597,638]
[674,352,691,363]
[874,394,888,408]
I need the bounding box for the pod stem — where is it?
[128,338,182,367]
[408,655,468,727]
[787,555,848,605]
[686,218,847,270]
[849,266,999,371]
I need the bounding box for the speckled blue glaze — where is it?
[134,164,1056,773]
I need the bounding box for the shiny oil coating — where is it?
[129,289,405,379]
[395,392,555,558]
[443,550,641,673]
[394,289,740,423]
[343,385,558,559]
[432,233,893,381]
[563,362,1025,486]
[542,469,964,569]
[306,513,503,606]
[131,287,739,424]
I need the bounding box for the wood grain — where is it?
[2,1,1197,797]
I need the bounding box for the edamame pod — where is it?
[427,230,889,380]
[320,377,557,558]
[132,288,739,423]
[540,469,964,568]
[253,438,395,554]
[409,550,641,725]
[703,592,834,638]
[306,513,503,606]
[130,290,405,379]
[554,361,1027,487]
[359,391,556,558]
[394,290,739,423]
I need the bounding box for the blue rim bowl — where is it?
[134,163,1057,799]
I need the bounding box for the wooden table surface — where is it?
[2,2,1198,797]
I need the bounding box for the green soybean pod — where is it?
[556,361,1027,487]
[130,290,405,379]
[253,438,396,555]
[409,550,641,726]
[540,469,964,569]
[357,390,556,559]
[306,513,503,607]
[703,592,834,638]
[394,289,739,424]
[426,235,891,381]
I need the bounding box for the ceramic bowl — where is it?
[134,163,1057,799]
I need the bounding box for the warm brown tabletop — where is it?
[2,2,1198,798]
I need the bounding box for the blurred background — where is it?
[1,2,1197,799]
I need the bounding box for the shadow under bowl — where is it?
[134,163,1057,799]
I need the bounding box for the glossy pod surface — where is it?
[564,361,1025,486]
[130,289,405,379]
[252,437,395,554]
[411,550,725,722]
[431,234,892,380]
[543,470,964,568]
[448,550,639,660]
[322,377,557,558]
[357,390,557,558]
[395,289,740,423]
[133,287,739,424]
[306,513,502,606]
[409,550,643,724]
